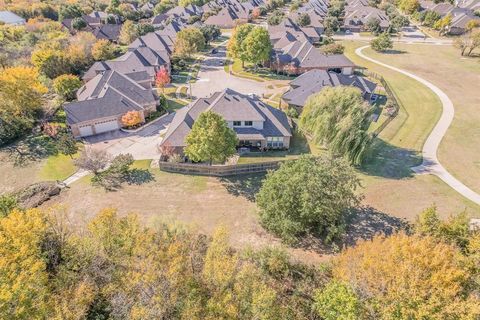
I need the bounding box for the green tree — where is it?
[71,17,87,30]
[370,32,393,52]
[296,12,311,26]
[56,132,79,158]
[241,27,272,66]
[267,9,285,25]
[299,87,374,165]
[184,111,238,164]
[323,16,340,35]
[227,23,254,67]
[256,155,361,243]
[366,17,382,35]
[59,4,84,20]
[0,194,17,217]
[200,24,221,44]
[174,27,206,57]
[314,281,362,320]
[53,74,82,101]
[390,15,409,32]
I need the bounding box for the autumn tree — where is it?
[121,110,143,127]
[0,66,47,116]
[398,0,420,14]
[119,20,138,45]
[155,66,171,93]
[314,281,362,320]
[333,233,480,318]
[184,111,238,164]
[434,14,452,35]
[31,48,70,79]
[53,74,82,101]
[174,27,206,57]
[241,27,272,66]
[92,39,117,61]
[256,155,361,244]
[0,209,51,318]
[299,87,374,165]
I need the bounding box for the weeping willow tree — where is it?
[299,86,374,165]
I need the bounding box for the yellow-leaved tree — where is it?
[333,233,480,319]
[0,209,51,319]
[121,110,143,128]
[0,66,47,116]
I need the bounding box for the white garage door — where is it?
[79,125,94,137]
[94,119,120,134]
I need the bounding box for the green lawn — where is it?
[341,40,480,219]
[38,152,80,181]
[227,58,295,82]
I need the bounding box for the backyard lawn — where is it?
[342,40,480,218]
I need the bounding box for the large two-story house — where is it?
[160,89,292,153]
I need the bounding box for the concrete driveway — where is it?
[190,45,270,98]
[84,113,175,160]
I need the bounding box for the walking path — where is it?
[356,45,480,205]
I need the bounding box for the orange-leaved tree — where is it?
[155,66,171,93]
[121,111,142,127]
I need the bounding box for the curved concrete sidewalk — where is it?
[356,45,480,205]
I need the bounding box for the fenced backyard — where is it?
[361,70,402,137]
[158,160,283,176]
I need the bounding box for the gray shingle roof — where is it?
[283,69,376,107]
[0,11,26,25]
[162,89,291,147]
[65,71,156,125]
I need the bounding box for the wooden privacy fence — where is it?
[159,160,283,176]
[359,70,402,137]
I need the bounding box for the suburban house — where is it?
[343,6,390,32]
[160,89,292,153]
[420,0,480,34]
[129,31,175,56]
[91,24,122,42]
[288,9,325,35]
[269,18,322,43]
[0,11,26,25]
[282,69,377,108]
[152,14,170,28]
[303,0,329,17]
[268,32,355,75]
[65,70,158,138]
[83,46,170,82]
[203,6,249,28]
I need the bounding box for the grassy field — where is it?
[354,42,480,195]
[38,153,78,181]
[342,40,480,218]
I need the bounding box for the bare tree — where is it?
[74,149,110,174]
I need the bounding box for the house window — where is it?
[244,121,253,126]
[267,137,284,148]
[233,121,241,126]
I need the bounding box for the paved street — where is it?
[190,45,270,98]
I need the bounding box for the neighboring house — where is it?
[282,69,377,108]
[152,14,170,28]
[83,46,170,82]
[161,88,292,153]
[303,0,329,17]
[289,9,325,35]
[269,33,355,75]
[167,4,204,20]
[0,11,26,25]
[129,31,175,56]
[203,6,248,28]
[449,8,480,34]
[269,18,322,43]
[65,70,158,138]
[343,6,390,32]
[91,24,122,42]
